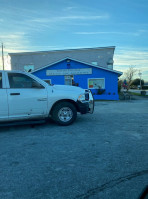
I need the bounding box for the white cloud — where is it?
[0,32,31,70]
[114,48,148,80]
[0,55,11,70]
[0,32,26,40]
[58,15,109,20]
[63,7,77,11]
[30,14,109,24]
[75,31,140,36]
[0,33,30,52]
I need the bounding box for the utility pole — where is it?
[1,43,5,70]
[138,70,142,90]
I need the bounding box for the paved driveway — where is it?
[0,100,148,199]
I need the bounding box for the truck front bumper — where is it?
[77,90,94,114]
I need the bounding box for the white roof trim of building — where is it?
[8,46,115,56]
[32,57,123,76]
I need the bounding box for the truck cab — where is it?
[0,70,94,125]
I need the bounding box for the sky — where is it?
[0,0,148,81]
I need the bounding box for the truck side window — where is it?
[8,73,44,89]
[0,73,2,88]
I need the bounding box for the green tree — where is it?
[131,78,144,86]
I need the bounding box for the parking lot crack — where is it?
[74,169,148,199]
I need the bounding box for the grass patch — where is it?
[129,92,148,97]
[128,92,141,96]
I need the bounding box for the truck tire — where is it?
[51,102,77,126]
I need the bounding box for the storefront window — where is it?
[65,76,73,85]
[88,78,105,89]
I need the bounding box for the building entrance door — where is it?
[65,76,73,85]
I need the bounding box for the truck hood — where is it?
[52,85,84,93]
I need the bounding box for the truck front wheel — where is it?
[51,102,77,126]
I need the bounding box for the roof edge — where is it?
[32,57,122,76]
[8,46,116,56]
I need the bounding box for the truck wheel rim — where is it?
[58,107,73,122]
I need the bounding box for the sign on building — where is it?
[46,68,92,76]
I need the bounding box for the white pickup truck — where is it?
[0,70,94,126]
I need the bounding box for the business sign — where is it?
[46,68,92,76]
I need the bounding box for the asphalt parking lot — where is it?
[0,99,148,199]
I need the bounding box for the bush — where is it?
[131,78,144,86]
[97,89,105,95]
[142,85,148,90]
[141,91,146,96]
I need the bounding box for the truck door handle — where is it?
[37,98,47,101]
[10,93,20,95]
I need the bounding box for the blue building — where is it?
[32,58,122,100]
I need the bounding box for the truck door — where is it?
[6,72,48,120]
[0,72,8,121]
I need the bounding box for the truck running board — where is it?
[0,120,46,127]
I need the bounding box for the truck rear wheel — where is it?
[51,102,77,126]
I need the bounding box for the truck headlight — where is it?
[78,94,86,101]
